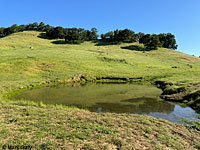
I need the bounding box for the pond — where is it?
[13,83,200,123]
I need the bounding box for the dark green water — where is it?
[13,83,200,123]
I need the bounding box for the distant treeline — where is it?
[0,22,177,49]
[46,27,98,44]
[101,30,177,50]
[0,22,98,44]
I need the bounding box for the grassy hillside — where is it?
[0,31,200,92]
[0,31,200,149]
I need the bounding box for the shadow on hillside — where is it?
[121,45,155,51]
[38,33,49,39]
[51,40,67,45]
[95,40,121,46]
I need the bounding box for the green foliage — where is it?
[64,28,84,44]
[101,31,114,40]
[47,27,98,44]
[10,24,20,33]
[46,26,69,39]
[143,34,162,50]
[139,33,178,50]
[101,29,137,43]
[0,22,178,49]
[136,32,145,41]
[195,142,200,149]
[182,119,200,131]
[183,91,200,108]
[139,34,151,44]
[38,22,45,31]
[115,29,137,42]
[0,22,98,44]
[90,28,98,41]
[159,33,178,50]
[0,22,54,38]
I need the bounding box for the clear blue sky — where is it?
[0,0,199,56]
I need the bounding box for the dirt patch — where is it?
[67,74,87,83]
[155,80,200,111]
[160,92,187,101]
[180,56,199,62]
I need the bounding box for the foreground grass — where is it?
[0,31,200,149]
[0,101,200,150]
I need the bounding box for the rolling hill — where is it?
[0,31,200,149]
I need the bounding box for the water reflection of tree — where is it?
[88,97,175,114]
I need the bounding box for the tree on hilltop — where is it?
[101,31,114,40]
[10,24,20,33]
[38,22,45,31]
[136,32,145,41]
[144,34,162,50]
[117,29,137,43]
[0,28,5,37]
[90,28,98,41]
[139,34,151,44]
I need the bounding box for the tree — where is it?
[101,31,114,41]
[3,27,12,36]
[114,29,119,41]
[10,24,20,33]
[90,28,98,41]
[158,33,178,50]
[101,34,106,40]
[44,24,53,32]
[101,29,138,43]
[65,28,83,44]
[0,22,178,49]
[136,32,145,41]
[26,22,38,30]
[47,26,65,39]
[164,33,178,49]
[144,34,162,50]
[32,22,39,30]
[38,22,45,31]
[19,24,27,32]
[116,29,137,42]
[0,28,5,37]
[139,34,151,44]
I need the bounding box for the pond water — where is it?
[13,83,200,123]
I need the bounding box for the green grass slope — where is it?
[0,31,200,149]
[0,31,200,92]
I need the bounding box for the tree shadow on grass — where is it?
[95,40,122,46]
[38,33,68,45]
[121,45,155,51]
[38,33,49,39]
[51,40,67,45]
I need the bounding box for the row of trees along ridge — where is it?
[101,29,178,50]
[0,22,177,49]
